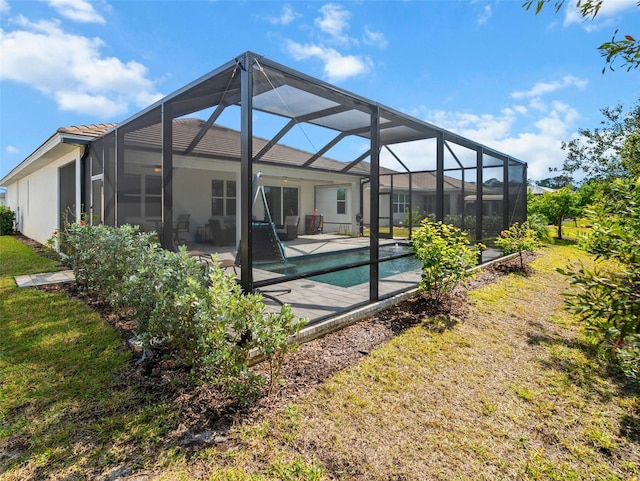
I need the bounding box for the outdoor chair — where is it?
[276,215,299,241]
[173,213,191,245]
[209,217,236,245]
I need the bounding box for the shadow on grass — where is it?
[530,323,640,445]
[546,236,580,247]
[0,278,215,480]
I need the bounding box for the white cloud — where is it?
[267,4,301,25]
[563,0,637,29]
[402,93,582,181]
[426,110,517,143]
[510,75,587,99]
[0,0,10,14]
[6,145,19,154]
[47,0,105,24]
[363,26,388,49]
[477,5,492,25]
[284,40,371,82]
[0,16,162,118]
[315,3,351,44]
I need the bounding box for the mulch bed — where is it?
[16,234,536,448]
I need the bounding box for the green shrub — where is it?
[617,335,640,385]
[558,177,640,344]
[411,220,484,303]
[0,205,15,235]
[494,221,540,270]
[65,223,306,400]
[66,223,157,304]
[527,212,551,242]
[403,206,432,228]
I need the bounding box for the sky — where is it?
[0,0,639,183]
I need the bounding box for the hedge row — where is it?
[66,223,305,399]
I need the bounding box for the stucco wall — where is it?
[315,184,357,233]
[5,149,81,245]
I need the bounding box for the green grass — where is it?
[0,236,62,276]
[1,235,638,480]
[0,236,176,480]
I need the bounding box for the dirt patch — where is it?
[27,234,536,448]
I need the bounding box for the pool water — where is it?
[259,244,421,288]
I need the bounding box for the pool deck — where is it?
[189,234,423,323]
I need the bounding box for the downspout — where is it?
[79,144,90,222]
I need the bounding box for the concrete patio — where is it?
[188,233,423,324]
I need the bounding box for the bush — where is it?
[558,177,640,344]
[66,223,157,304]
[527,213,551,242]
[617,335,640,385]
[411,220,484,303]
[403,206,431,228]
[494,221,540,270]
[65,223,306,400]
[0,206,15,235]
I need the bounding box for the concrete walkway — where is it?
[14,270,75,288]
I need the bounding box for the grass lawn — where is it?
[1,235,638,480]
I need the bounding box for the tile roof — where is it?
[123,118,373,176]
[58,124,117,137]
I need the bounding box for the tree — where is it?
[622,130,640,177]
[523,0,640,72]
[559,177,640,345]
[494,222,540,270]
[528,187,580,239]
[560,102,640,181]
[537,174,574,189]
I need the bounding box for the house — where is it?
[528,184,557,195]
[1,51,527,305]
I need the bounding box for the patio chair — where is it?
[276,215,299,241]
[173,213,191,245]
[209,217,236,245]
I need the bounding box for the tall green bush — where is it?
[66,223,157,304]
[65,223,306,399]
[558,177,640,344]
[526,212,551,242]
[411,220,483,303]
[0,206,15,235]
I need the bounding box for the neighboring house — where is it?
[1,51,527,298]
[528,184,557,195]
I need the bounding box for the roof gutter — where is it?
[0,133,93,186]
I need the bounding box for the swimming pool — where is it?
[258,244,421,288]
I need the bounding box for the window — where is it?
[337,188,346,214]
[211,179,236,216]
[121,173,161,219]
[393,193,410,214]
